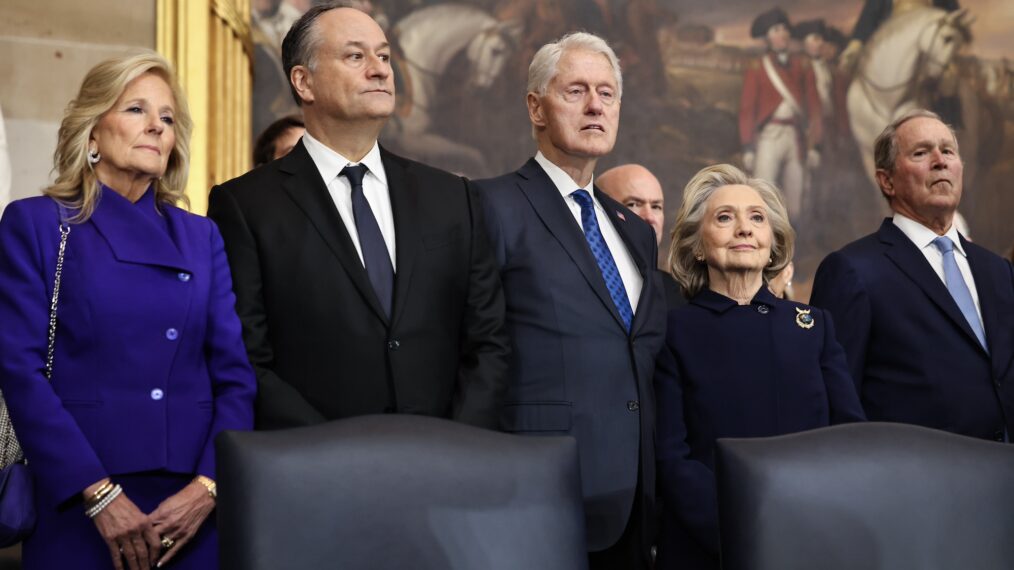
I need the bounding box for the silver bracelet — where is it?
[85,484,122,518]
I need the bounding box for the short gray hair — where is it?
[527,32,623,98]
[874,108,958,173]
[666,164,795,299]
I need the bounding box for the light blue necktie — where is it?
[932,236,987,350]
[571,189,633,332]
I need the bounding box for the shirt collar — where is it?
[691,285,779,314]
[534,151,594,201]
[302,131,386,187]
[892,212,967,258]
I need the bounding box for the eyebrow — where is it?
[123,98,175,114]
[345,40,390,50]
[713,204,766,211]
[912,138,956,148]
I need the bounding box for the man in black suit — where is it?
[598,163,685,309]
[208,3,509,430]
[473,32,666,569]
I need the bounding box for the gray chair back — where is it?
[716,422,1014,570]
[216,415,587,570]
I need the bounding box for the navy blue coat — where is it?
[474,159,667,553]
[810,219,1014,440]
[655,287,865,570]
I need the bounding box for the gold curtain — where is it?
[157,0,252,215]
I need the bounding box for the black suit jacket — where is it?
[810,219,1014,440]
[208,141,509,429]
[659,269,686,311]
[474,159,667,553]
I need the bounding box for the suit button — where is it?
[994,430,1005,442]
[627,400,639,412]
[757,305,770,314]
[165,328,179,340]
[150,388,164,401]
[177,272,191,282]
[387,340,400,350]
[383,406,395,413]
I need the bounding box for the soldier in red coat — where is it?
[794,19,851,150]
[739,7,822,220]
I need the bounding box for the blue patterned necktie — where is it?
[571,189,633,331]
[342,164,393,317]
[932,236,986,350]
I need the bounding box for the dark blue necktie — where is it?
[932,236,986,350]
[571,189,633,331]
[342,164,393,317]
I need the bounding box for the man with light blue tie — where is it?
[473,32,666,569]
[811,109,1014,442]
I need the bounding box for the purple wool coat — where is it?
[0,187,255,568]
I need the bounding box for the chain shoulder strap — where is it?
[0,219,71,467]
[44,222,71,380]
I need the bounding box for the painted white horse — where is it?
[387,3,521,174]
[847,7,973,186]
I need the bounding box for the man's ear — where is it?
[290,65,315,105]
[875,169,894,198]
[527,92,546,128]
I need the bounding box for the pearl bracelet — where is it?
[85,484,123,518]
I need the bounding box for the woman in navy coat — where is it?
[655,164,865,570]
[0,52,255,569]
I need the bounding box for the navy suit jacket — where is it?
[0,189,255,508]
[655,287,865,570]
[474,158,667,553]
[810,219,1014,440]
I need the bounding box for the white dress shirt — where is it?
[535,151,643,312]
[302,132,397,270]
[893,212,982,322]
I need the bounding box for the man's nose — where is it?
[367,54,390,78]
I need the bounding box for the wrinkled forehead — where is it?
[316,7,388,48]
[707,184,765,209]
[897,117,958,149]
[552,49,617,86]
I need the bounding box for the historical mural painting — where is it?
[252,0,1014,299]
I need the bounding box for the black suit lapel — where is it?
[596,187,653,334]
[879,221,984,353]
[382,148,422,327]
[964,239,1011,372]
[279,142,389,323]
[516,159,628,332]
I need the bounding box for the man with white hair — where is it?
[474,32,666,569]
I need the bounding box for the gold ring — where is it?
[161,535,175,549]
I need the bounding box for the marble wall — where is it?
[0,0,155,206]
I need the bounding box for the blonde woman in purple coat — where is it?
[0,51,255,570]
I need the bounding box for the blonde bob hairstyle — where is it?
[666,164,795,299]
[44,50,192,221]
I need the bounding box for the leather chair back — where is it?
[216,415,587,569]
[716,422,1014,570]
